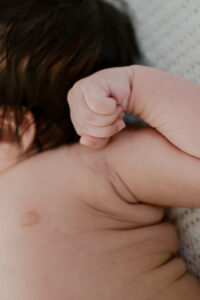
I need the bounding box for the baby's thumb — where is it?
[80,135,109,149]
[85,96,117,115]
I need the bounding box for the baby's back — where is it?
[0,140,199,299]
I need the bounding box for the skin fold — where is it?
[1,66,200,299]
[1,126,200,299]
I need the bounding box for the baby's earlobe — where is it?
[0,109,36,173]
[18,110,36,154]
[0,109,36,155]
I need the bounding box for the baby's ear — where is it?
[18,110,36,154]
[0,109,36,157]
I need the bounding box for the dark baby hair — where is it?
[0,0,140,152]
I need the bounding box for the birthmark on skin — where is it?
[20,210,40,227]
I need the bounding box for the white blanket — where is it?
[124,0,200,281]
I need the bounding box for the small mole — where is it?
[20,210,40,227]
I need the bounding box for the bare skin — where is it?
[1,125,200,299]
[69,65,200,157]
[1,65,200,299]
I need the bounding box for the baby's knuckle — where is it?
[73,80,81,89]
[111,124,118,134]
[85,112,96,123]
[75,78,87,90]
[90,101,104,112]
[105,127,115,137]
[79,123,88,133]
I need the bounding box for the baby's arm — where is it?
[68,65,200,208]
[106,126,200,208]
[68,65,200,157]
[130,66,200,158]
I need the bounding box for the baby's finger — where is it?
[84,95,117,115]
[81,119,126,138]
[80,135,109,149]
[82,106,124,127]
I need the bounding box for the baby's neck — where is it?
[0,142,39,176]
[0,152,19,176]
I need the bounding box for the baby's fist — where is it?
[67,67,132,148]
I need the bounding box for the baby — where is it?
[68,65,200,159]
[0,0,200,299]
[67,64,200,292]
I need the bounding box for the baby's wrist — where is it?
[120,65,136,114]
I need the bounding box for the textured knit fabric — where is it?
[127,0,200,83]
[121,0,200,280]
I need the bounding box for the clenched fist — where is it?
[67,66,134,148]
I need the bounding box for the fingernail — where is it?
[117,120,126,132]
[80,136,89,145]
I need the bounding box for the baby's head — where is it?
[0,0,140,168]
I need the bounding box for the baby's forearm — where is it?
[68,64,200,154]
[127,65,200,158]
